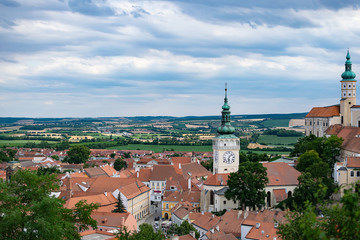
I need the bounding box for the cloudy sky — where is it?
[1,0,360,117]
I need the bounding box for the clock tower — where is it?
[212,84,240,174]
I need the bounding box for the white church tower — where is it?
[212,84,240,174]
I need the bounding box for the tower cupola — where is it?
[217,83,235,135]
[341,50,356,81]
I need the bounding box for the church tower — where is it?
[212,84,240,174]
[340,50,357,126]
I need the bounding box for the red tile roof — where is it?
[204,174,228,186]
[181,162,212,180]
[347,157,360,168]
[326,125,360,154]
[273,189,287,203]
[306,105,340,118]
[262,162,300,186]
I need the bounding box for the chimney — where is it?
[188,177,191,191]
[256,223,260,229]
[237,210,243,219]
[137,171,139,178]
[179,163,181,169]
[104,191,107,196]
[65,175,72,200]
[216,225,219,231]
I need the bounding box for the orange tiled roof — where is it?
[204,231,238,240]
[245,222,279,240]
[192,214,220,231]
[326,125,360,154]
[347,157,360,168]
[273,189,287,203]
[150,165,183,181]
[100,165,118,177]
[84,167,108,178]
[203,174,228,186]
[79,176,150,201]
[91,211,131,228]
[64,193,117,209]
[306,105,340,118]
[163,190,200,204]
[217,210,243,238]
[262,162,300,186]
[181,162,212,180]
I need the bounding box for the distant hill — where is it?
[0,112,307,124]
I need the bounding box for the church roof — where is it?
[305,105,340,118]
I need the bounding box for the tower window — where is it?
[349,84,352,88]
[344,93,346,97]
[344,85,346,88]
[349,93,352,96]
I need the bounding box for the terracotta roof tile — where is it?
[203,174,228,186]
[204,231,238,240]
[150,165,183,181]
[64,193,117,210]
[84,167,108,178]
[262,162,300,186]
[91,211,133,228]
[347,157,360,168]
[273,189,287,203]
[192,214,220,231]
[326,125,360,154]
[217,210,243,237]
[86,176,150,199]
[181,162,212,180]
[100,165,118,177]
[306,105,340,118]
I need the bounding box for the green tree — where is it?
[36,166,61,176]
[225,161,268,210]
[296,150,323,173]
[278,186,360,240]
[113,193,126,213]
[290,173,327,210]
[65,145,91,164]
[0,148,16,162]
[51,155,59,160]
[123,152,132,158]
[116,223,165,240]
[110,153,116,158]
[0,169,98,240]
[200,158,213,172]
[114,158,127,171]
[166,221,200,238]
[56,141,70,151]
[291,135,343,167]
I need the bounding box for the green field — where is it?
[108,144,212,153]
[0,140,59,147]
[258,135,300,146]
[241,150,291,156]
[259,119,290,128]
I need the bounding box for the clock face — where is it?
[214,151,218,163]
[223,151,235,164]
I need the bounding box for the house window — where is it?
[357,171,360,177]
[166,204,169,209]
[351,171,354,177]
[223,200,226,205]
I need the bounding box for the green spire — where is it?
[341,49,356,81]
[217,83,235,135]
